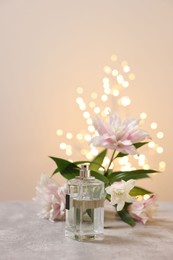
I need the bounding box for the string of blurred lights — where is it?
[56,55,165,173]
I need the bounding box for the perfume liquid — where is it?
[65,164,104,241]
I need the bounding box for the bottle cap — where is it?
[80,164,93,179]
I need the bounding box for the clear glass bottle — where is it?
[65,164,105,241]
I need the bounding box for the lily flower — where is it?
[33,174,66,222]
[105,179,135,211]
[128,194,157,224]
[91,113,150,154]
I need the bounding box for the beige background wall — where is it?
[0,0,172,200]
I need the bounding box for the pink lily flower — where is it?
[128,194,157,224]
[91,113,150,154]
[33,175,66,222]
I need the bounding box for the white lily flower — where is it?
[105,179,135,211]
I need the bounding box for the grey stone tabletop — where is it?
[0,201,173,260]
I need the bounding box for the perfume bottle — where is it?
[65,164,105,241]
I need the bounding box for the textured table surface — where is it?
[0,201,173,260]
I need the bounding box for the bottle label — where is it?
[66,194,70,210]
[73,199,104,209]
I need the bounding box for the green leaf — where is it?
[49,156,79,179]
[134,142,149,149]
[74,160,105,172]
[90,170,109,186]
[50,156,73,172]
[115,152,127,158]
[86,209,94,222]
[108,169,158,183]
[116,142,149,158]
[117,206,136,227]
[130,186,152,196]
[105,194,111,201]
[74,160,90,165]
[90,149,107,171]
[110,173,150,182]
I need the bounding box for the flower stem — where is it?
[105,150,116,176]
